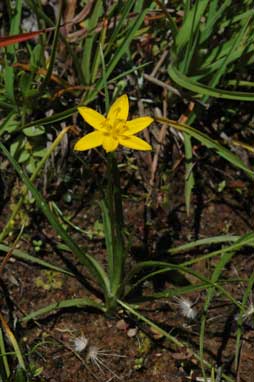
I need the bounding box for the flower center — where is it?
[102,118,129,139]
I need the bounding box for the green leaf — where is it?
[125,260,239,306]
[19,72,33,97]
[33,147,47,158]
[39,0,63,90]
[199,0,232,44]
[104,0,136,57]
[23,107,76,128]
[14,367,26,382]
[0,111,18,136]
[86,6,150,103]
[200,250,234,379]
[182,231,254,267]
[100,200,114,274]
[18,150,29,164]
[156,117,254,178]
[129,283,210,303]
[30,44,44,71]
[2,324,26,371]
[169,234,241,254]
[23,125,45,137]
[22,297,105,322]
[184,134,194,216]
[82,0,103,84]
[175,0,209,60]
[0,328,10,378]
[0,244,73,276]
[10,136,24,157]
[169,65,254,101]
[4,0,22,101]
[235,271,254,367]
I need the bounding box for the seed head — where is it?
[242,303,254,320]
[73,335,89,352]
[175,297,197,320]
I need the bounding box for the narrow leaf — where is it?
[169,65,254,101]
[156,117,254,178]
[22,298,105,322]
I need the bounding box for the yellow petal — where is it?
[125,117,153,136]
[107,95,129,124]
[78,107,106,131]
[102,136,119,152]
[74,131,104,151]
[119,135,152,151]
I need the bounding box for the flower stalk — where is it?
[107,153,125,300]
[75,94,153,311]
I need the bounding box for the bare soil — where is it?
[1,157,254,382]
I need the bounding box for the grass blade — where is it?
[169,235,241,254]
[100,200,114,276]
[200,0,231,44]
[125,260,240,307]
[40,0,63,89]
[169,65,254,101]
[0,314,26,371]
[184,134,194,216]
[182,231,254,266]
[104,0,136,56]
[86,6,150,103]
[0,329,10,378]
[22,298,105,322]
[175,0,209,65]
[155,117,254,178]
[235,271,254,369]
[4,0,22,101]
[0,244,73,276]
[199,251,234,379]
[82,0,103,85]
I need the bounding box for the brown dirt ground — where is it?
[1,159,254,382]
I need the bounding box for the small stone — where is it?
[127,327,138,337]
[116,319,128,331]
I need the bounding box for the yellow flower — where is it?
[74,94,153,152]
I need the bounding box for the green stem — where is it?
[39,0,63,91]
[105,153,125,310]
[0,328,10,378]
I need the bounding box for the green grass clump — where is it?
[1,1,254,381]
